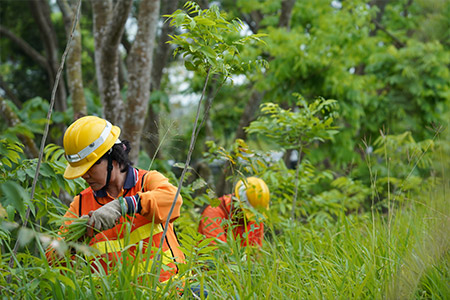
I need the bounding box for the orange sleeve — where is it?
[137,171,182,224]
[198,205,228,244]
[63,195,81,219]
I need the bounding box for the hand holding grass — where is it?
[86,198,126,236]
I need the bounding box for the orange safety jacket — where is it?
[47,167,184,282]
[198,194,264,247]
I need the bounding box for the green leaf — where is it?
[194,17,216,26]
[184,60,196,71]
[24,165,36,178]
[200,46,217,59]
[0,181,29,217]
[192,178,207,190]
[55,272,76,290]
[189,19,196,29]
[174,12,187,26]
[40,163,54,177]
[173,162,195,171]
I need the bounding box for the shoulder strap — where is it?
[78,193,83,216]
[140,172,148,192]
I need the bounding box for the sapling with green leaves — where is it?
[166,1,267,78]
[246,94,339,219]
[155,1,268,276]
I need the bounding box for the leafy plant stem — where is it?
[146,121,175,171]
[361,139,378,265]
[383,130,393,290]
[394,127,442,203]
[195,75,227,138]
[155,66,213,277]
[291,141,303,220]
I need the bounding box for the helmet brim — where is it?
[63,159,98,179]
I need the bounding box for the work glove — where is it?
[87,199,126,235]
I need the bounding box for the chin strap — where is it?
[101,152,114,191]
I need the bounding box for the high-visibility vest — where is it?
[198,194,264,247]
[75,169,184,282]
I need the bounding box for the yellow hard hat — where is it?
[234,177,270,210]
[63,116,121,179]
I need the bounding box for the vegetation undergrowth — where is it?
[1,122,448,299]
[1,1,449,299]
[1,94,448,299]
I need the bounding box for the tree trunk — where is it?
[0,25,50,73]
[123,0,161,162]
[28,0,67,113]
[57,0,87,119]
[235,89,264,141]
[142,0,179,160]
[91,0,132,127]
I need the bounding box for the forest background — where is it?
[0,0,449,299]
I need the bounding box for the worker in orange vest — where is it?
[46,116,184,282]
[198,177,270,247]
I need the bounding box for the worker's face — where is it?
[81,159,108,191]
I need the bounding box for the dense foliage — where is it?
[1,0,449,299]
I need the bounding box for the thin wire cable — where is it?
[7,0,82,278]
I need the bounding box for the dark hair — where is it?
[95,140,133,172]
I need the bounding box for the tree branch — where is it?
[152,0,179,91]
[374,20,405,48]
[403,0,413,18]
[235,88,265,140]
[291,142,303,220]
[240,10,263,34]
[155,66,214,279]
[0,25,49,71]
[28,0,67,112]
[142,0,180,159]
[107,0,133,49]
[216,87,265,196]
[28,0,59,73]
[121,30,132,54]
[91,0,132,125]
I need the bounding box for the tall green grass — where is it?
[2,176,448,299]
[2,127,449,299]
[192,180,447,299]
